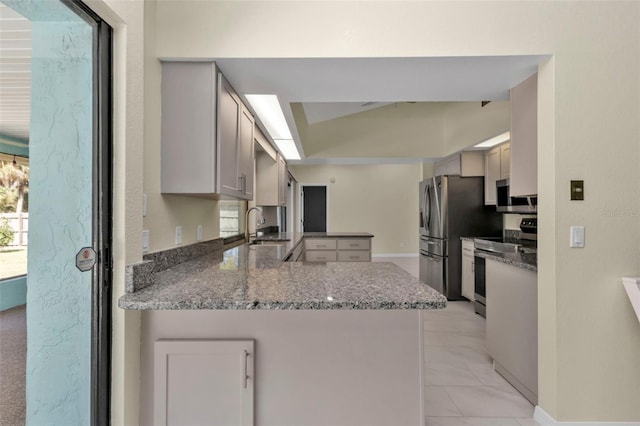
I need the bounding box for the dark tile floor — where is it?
[0,305,26,426]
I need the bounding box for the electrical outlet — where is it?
[197,224,203,241]
[142,230,149,253]
[175,226,183,245]
[400,242,404,248]
[143,193,148,217]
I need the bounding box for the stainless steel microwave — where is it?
[496,179,537,213]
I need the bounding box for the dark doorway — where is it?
[302,185,327,232]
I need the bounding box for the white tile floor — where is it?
[374,256,541,426]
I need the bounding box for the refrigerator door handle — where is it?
[420,250,443,261]
[432,176,442,236]
[425,183,431,231]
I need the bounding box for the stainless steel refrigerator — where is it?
[419,175,502,300]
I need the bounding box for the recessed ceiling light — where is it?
[473,131,511,149]
[274,139,301,160]
[245,94,292,140]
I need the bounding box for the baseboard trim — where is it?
[372,253,419,258]
[534,406,640,425]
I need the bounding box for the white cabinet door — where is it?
[510,73,537,196]
[461,240,475,301]
[238,105,255,200]
[161,62,217,195]
[154,339,254,426]
[256,148,287,206]
[218,75,242,197]
[278,155,287,206]
[500,143,511,179]
[484,146,501,205]
[484,142,510,205]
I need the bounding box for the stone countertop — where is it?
[119,243,446,310]
[474,250,537,272]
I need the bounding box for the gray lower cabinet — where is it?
[154,339,254,426]
[485,259,537,404]
[304,238,371,262]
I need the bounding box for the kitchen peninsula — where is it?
[120,233,446,426]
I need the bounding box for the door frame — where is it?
[59,1,113,424]
[298,183,329,232]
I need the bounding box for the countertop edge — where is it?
[118,299,447,311]
[475,250,537,272]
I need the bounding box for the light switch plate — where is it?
[570,180,584,200]
[197,224,203,241]
[570,226,585,248]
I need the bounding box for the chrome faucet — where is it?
[245,207,264,243]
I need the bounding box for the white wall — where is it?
[153,1,640,421]
[90,0,640,423]
[291,164,421,255]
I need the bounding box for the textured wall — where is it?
[3,0,95,422]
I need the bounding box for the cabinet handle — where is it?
[318,256,326,260]
[472,262,475,272]
[317,244,326,248]
[349,256,359,259]
[243,350,250,388]
[238,174,247,193]
[349,243,359,247]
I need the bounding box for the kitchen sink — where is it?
[249,240,286,246]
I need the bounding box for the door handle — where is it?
[243,350,250,388]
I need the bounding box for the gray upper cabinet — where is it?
[484,142,510,205]
[161,61,254,200]
[238,106,255,199]
[256,126,287,207]
[510,73,537,197]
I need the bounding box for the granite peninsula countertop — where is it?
[119,233,446,310]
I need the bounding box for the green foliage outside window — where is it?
[0,218,14,247]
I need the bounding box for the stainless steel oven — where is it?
[474,255,486,317]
